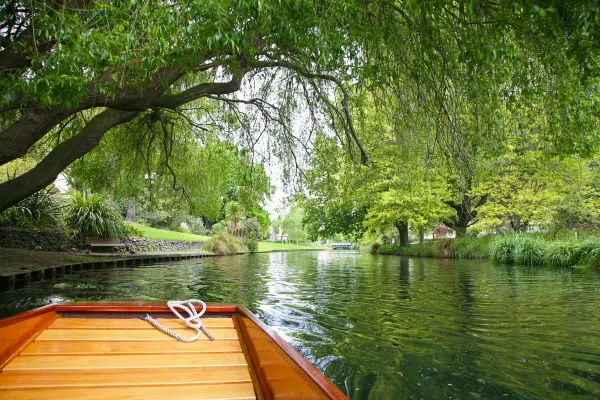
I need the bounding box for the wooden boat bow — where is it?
[0,301,348,399]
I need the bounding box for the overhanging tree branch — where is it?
[0,108,138,211]
[253,60,370,166]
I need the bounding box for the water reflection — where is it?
[0,251,599,399]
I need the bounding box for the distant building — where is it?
[269,227,288,242]
[434,225,456,239]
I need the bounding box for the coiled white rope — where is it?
[145,299,214,342]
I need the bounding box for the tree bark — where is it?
[0,108,73,166]
[109,158,116,205]
[445,194,488,237]
[395,222,410,247]
[0,109,138,212]
[126,197,136,222]
[418,226,424,246]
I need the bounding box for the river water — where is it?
[1,251,599,399]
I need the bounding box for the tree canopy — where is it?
[1,0,600,239]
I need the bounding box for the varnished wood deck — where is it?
[0,316,256,399]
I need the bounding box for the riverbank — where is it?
[0,244,326,292]
[373,235,600,269]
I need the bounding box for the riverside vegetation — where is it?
[2,2,600,264]
[373,234,600,269]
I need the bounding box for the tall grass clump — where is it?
[432,238,455,257]
[581,244,600,268]
[65,192,131,240]
[512,236,545,265]
[453,236,491,259]
[203,234,246,255]
[542,238,600,268]
[489,235,518,263]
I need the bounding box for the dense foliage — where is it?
[0,186,62,229]
[2,0,600,261]
[374,235,600,268]
[65,192,133,239]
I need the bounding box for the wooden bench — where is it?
[86,238,125,252]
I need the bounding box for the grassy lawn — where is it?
[257,241,325,252]
[129,222,210,242]
[129,223,325,252]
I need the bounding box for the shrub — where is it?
[203,234,246,255]
[241,218,262,253]
[432,238,456,257]
[168,221,193,234]
[210,221,228,236]
[0,186,63,229]
[370,242,381,254]
[187,217,207,236]
[136,211,170,229]
[65,192,130,239]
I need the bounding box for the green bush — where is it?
[210,221,228,236]
[203,234,246,255]
[168,221,193,234]
[241,218,262,253]
[65,192,130,239]
[187,217,206,236]
[369,242,381,254]
[0,186,63,229]
[432,238,455,257]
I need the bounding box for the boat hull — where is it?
[0,302,347,399]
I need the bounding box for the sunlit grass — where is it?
[128,223,322,253]
[128,222,210,242]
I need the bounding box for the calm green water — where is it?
[1,251,599,399]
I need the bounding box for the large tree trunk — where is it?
[445,194,488,237]
[395,222,410,247]
[126,198,136,222]
[418,226,424,246]
[0,109,138,212]
[0,108,73,166]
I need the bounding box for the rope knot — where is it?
[146,299,214,342]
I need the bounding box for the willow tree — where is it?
[0,0,373,212]
[2,0,599,214]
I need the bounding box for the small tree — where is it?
[241,218,262,252]
[225,201,245,237]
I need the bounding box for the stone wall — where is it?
[122,237,204,253]
[0,227,204,253]
[0,227,74,252]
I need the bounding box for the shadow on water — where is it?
[1,251,599,399]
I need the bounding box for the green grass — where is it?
[257,241,325,252]
[373,234,600,269]
[128,222,210,242]
[129,223,322,253]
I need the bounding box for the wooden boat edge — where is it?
[0,302,348,400]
